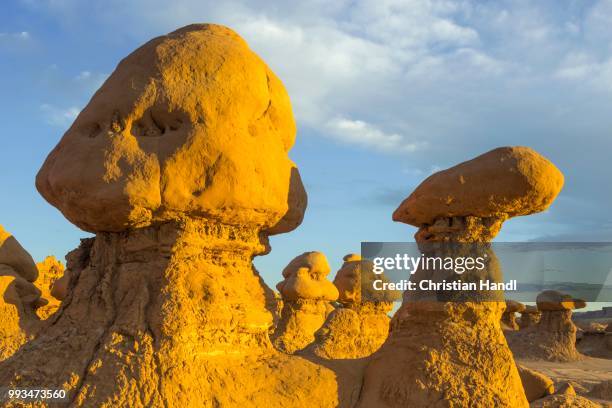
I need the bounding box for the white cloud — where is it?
[21,0,511,155]
[40,104,80,127]
[0,31,31,42]
[554,52,612,90]
[326,117,424,153]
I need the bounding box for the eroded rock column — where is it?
[508,290,585,361]
[358,146,564,407]
[0,225,42,362]
[272,251,338,353]
[0,24,337,408]
[311,254,400,359]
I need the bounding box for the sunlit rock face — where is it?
[34,256,65,319]
[0,25,338,408]
[36,24,306,235]
[310,254,400,359]
[272,251,338,354]
[358,147,564,408]
[0,225,41,362]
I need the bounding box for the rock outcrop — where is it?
[520,305,542,329]
[503,299,526,330]
[0,25,338,407]
[0,225,42,361]
[34,256,65,319]
[588,380,612,402]
[517,365,555,402]
[530,389,600,408]
[357,147,564,408]
[310,254,400,359]
[508,290,586,361]
[272,251,338,353]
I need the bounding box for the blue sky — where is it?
[1,0,612,290]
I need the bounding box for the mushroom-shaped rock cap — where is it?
[393,147,564,227]
[36,24,306,233]
[0,225,38,282]
[536,290,586,311]
[333,254,401,304]
[506,299,526,313]
[281,251,331,280]
[277,252,338,301]
[523,305,540,314]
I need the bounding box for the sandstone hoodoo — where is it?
[34,256,65,319]
[509,290,586,361]
[272,251,338,353]
[502,299,526,331]
[0,225,42,362]
[0,25,338,407]
[357,147,564,407]
[519,304,542,329]
[311,254,400,359]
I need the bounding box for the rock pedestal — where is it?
[34,256,65,319]
[502,300,526,331]
[508,290,585,361]
[1,220,338,406]
[0,24,337,407]
[358,147,564,407]
[0,225,42,362]
[311,254,399,359]
[519,305,542,329]
[272,252,338,354]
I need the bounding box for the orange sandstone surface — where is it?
[1,22,606,408]
[358,147,564,408]
[0,24,337,408]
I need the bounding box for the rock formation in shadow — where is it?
[310,254,400,359]
[0,24,338,407]
[508,290,586,361]
[272,251,338,353]
[502,299,525,331]
[519,305,542,329]
[357,146,564,407]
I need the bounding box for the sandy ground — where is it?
[518,357,611,388]
[519,357,612,406]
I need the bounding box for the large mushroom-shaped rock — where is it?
[35,25,305,235]
[310,254,400,359]
[34,256,65,319]
[503,300,526,331]
[519,305,542,329]
[0,226,42,361]
[0,25,337,408]
[272,251,338,353]
[358,147,563,408]
[508,291,586,361]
